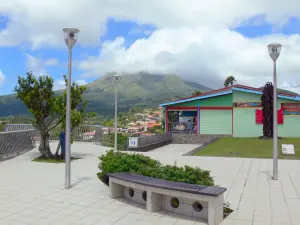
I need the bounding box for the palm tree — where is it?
[224,76,237,87]
[192,90,202,95]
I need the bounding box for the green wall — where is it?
[278,116,300,137]
[233,90,300,137]
[171,94,232,107]
[233,108,262,137]
[200,94,232,106]
[173,100,199,107]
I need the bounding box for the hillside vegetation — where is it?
[0,73,212,117]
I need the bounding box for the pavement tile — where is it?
[2,143,300,225]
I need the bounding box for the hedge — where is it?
[97,150,214,186]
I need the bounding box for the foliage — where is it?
[224,76,236,87]
[192,90,203,95]
[1,74,213,117]
[56,75,96,132]
[260,82,274,139]
[98,150,215,186]
[0,121,6,132]
[101,133,129,150]
[147,125,164,134]
[14,72,95,157]
[14,73,60,157]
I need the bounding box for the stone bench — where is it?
[107,172,227,225]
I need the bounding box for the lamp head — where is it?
[267,43,282,61]
[63,27,80,49]
[113,74,120,85]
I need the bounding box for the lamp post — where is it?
[113,74,120,151]
[63,27,80,189]
[267,42,282,180]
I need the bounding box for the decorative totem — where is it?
[261,82,274,139]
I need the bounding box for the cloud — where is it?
[0,70,5,88]
[78,28,300,89]
[24,53,58,76]
[128,26,154,36]
[1,1,300,92]
[76,80,88,86]
[1,0,300,49]
[53,79,87,91]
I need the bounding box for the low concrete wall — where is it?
[127,132,172,152]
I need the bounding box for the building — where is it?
[159,85,300,137]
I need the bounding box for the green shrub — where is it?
[97,150,214,186]
[101,133,128,150]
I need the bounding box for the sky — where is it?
[0,0,300,95]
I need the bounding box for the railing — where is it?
[0,130,36,161]
[4,124,105,142]
[127,132,172,152]
[167,122,197,133]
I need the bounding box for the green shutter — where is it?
[200,110,232,135]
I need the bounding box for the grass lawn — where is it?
[194,137,300,159]
[32,156,81,164]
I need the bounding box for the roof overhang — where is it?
[160,86,300,107]
[159,90,232,107]
[232,87,300,101]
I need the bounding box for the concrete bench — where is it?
[108,172,226,225]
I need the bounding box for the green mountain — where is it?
[0,73,212,117]
[259,87,299,96]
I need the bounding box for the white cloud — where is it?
[24,53,58,76]
[0,70,5,88]
[76,80,88,86]
[53,79,87,91]
[1,1,300,92]
[53,80,66,91]
[45,58,58,66]
[0,0,300,49]
[78,28,300,90]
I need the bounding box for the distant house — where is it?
[147,123,161,129]
[136,120,145,125]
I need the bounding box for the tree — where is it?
[224,76,236,87]
[192,90,202,95]
[15,72,94,158]
[15,73,60,157]
[54,75,96,157]
[261,82,274,139]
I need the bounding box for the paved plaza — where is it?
[0,142,300,225]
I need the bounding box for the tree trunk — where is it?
[54,142,61,157]
[38,132,53,157]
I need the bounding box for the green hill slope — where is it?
[0,73,212,117]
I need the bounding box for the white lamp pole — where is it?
[63,27,80,189]
[113,74,120,151]
[267,42,282,180]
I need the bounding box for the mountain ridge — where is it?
[0,73,212,117]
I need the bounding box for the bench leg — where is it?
[208,197,224,225]
[109,180,124,199]
[147,192,162,212]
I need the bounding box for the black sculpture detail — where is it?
[260,82,274,139]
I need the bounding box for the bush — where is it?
[101,133,128,150]
[97,150,214,186]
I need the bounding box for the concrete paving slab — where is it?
[0,142,300,225]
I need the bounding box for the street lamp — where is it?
[267,42,282,180]
[63,27,80,189]
[113,74,120,151]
